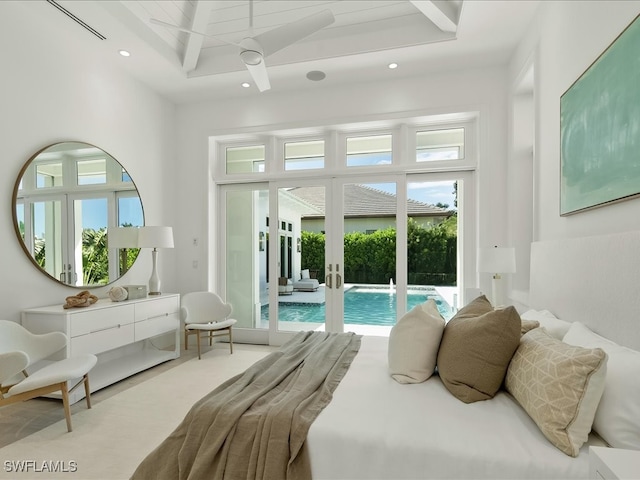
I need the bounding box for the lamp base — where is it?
[491,273,505,309]
[148,291,162,296]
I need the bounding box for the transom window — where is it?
[416,128,465,162]
[217,117,475,179]
[346,134,392,167]
[226,145,265,174]
[284,140,324,171]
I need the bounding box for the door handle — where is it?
[326,273,333,289]
[336,273,342,289]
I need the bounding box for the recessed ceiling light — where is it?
[119,50,131,57]
[306,70,326,81]
[388,62,398,69]
[241,82,251,88]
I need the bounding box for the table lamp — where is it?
[137,226,174,295]
[477,245,516,308]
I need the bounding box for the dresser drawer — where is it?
[134,297,179,322]
[135,313,179,341]
[70,323,135,355]
[69,304,135,337]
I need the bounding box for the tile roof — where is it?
[288,184,451,218]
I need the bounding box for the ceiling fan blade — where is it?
[149,18,242,48]
[245,61,271,92]
[255,9,335,58]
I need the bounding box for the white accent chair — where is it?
[0,320,97,432]
[181,292,237,360]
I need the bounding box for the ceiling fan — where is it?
[150,1,335,92]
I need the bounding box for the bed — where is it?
[133,231,640,480]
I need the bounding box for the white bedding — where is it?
[308,335,603,479]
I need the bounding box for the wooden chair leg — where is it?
[209,331,213,347]
[83,374,92,409]
[61,382,72,432]
[229,327,233,354]
[196,330,201,360]
[184,329,189,351]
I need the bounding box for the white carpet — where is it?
[0,346,270,479]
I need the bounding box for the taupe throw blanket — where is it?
[131,331,361,480]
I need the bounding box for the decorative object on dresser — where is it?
[21,294,180,403]
[137,226,174,295]
[63,290,98,309]
[0,320,97,432]
[108,286,128,302]
[477,245,516,307]
[181,292,237,360]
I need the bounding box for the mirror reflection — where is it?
[13,142,144,288]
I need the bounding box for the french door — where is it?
[221,173,465,346]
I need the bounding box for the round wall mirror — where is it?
[12,142,144,288]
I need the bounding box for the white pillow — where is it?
[520,309,571,339]
[388,299,445,384]
[301,269,310,279]
[563,322,640,450]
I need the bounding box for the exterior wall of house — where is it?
[303,216,447,234]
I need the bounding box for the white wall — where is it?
[509,1,640,244]
[0,2,177,322]
[175,68,510,299]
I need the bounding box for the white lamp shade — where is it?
[478,246,516,274]
[108,227,139,248]
[137,226,174,249]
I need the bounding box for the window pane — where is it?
[36,163,63,188]
[77,159,107,185]
[416,128,464,162]
[226,145,265,174]
[407,179,458,320]
[284,140,324,171]
[346,135,392,167]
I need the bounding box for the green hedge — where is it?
[301,216,457,286]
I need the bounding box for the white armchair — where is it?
[0,320,97,432]
[181,292,237,359]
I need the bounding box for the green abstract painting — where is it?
[560,14,640,215]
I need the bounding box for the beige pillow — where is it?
[388,299,445,384]
[437,299,521,403]
[521,319,540,336]
[505,328,607,457]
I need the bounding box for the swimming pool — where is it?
[261,286,453,326]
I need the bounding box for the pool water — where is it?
[261,286,453,326]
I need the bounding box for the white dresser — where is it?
[22,293,180,403]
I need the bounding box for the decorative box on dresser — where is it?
[22,293,180,403]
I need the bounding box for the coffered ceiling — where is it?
[31,0,540,103]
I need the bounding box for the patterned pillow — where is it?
[505,328,607,457]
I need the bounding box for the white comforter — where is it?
[308,335,600,479]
